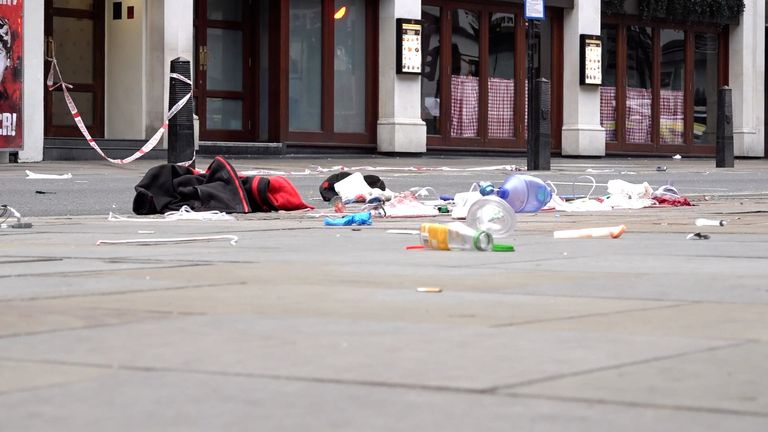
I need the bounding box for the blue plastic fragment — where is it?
[323,211,373,226]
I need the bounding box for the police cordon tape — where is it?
[46,55,194,166]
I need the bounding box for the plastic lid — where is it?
[492,243,516,252]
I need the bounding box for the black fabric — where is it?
[319,172,387,202]
[133,156,251,215]
[242,176,278,212]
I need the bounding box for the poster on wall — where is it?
[0,0,22,151]
[580,34,602,86]
[396,18,422,75]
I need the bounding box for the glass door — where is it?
[195,0,256,141]
[285,0,374,145]
[44,0,104,138]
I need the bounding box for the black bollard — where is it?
[716,86,734,168]
[168,57,195,168]
[528,78,551,171]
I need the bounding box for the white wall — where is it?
[18,1,44,162]
[106,0,146,139]
[730,0,765,157]
[377,0,426,153]
[561,0,605,156]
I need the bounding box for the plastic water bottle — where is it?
[465,195,517,238]
[420,222,494,251]
[496,174,552,213]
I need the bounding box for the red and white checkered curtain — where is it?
[600,87,617,142]
[660,89,684,145]
[451,75,479,137]
[451,75,528,139]
[600,86,684,145]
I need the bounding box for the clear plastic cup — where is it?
[465,195,517,239]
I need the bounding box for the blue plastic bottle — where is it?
[496,175,552,213]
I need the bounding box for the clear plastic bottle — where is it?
[420,222,494,251]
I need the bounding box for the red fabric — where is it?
[653,195,693,207]
[266,176,314,211]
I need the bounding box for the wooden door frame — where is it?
[194,0,258,142]
[279,0,379,147]
[44,0,105,138]
[424,0,563,152]
[602,15,724,156]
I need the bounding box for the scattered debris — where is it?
[109,206,235,222]
[97,235,238,246]
[416,287,442,293]
[25,170,73,179]
[554,225,626,239]
[695,218,726,227]
[323,211,373,226]
[686,232,710,240]
[0,205,32,229]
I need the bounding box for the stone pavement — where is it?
[0,156,767,431]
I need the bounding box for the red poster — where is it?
[0,0,22,150]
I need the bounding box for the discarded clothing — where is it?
[133,156,314,215]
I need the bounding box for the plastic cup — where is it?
[496,174,552,213]
[465,195,517,238]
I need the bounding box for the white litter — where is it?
[108,206,235,222]
[97,235,238,246]
[25,170,72,179]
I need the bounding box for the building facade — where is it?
[5,0,767,162]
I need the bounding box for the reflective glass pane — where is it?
[207,28,243,92]
[450,9,480,138]
[694,33,718,145]
[206,98,243,130]
[53,17,94,83]
[289,0,322,132]
[207,0,242,22]
[660,29,685,145]
[488,13,515,138]
[601,25,617,142]
[421,5,441,135]
[334,0,366,133]
[53,92,92,126]
[626,26,653,144]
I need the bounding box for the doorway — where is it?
[194,0,267,142]
[44,0,105,138]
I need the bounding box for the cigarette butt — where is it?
[416,287,442,293]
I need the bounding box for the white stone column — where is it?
[730,0,765,157]
[561,0,605,156]
[145,0,194,147]
[18,1,44,162]
[377,0,426,153]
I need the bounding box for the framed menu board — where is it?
[396,18,422,75]
[580,34,602,86]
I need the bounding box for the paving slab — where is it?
[1,369,766,432]
[507,342,768,417]
[514,302,768,341]
[0,315,732,391]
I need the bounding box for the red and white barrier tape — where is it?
[46,56,194,165]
